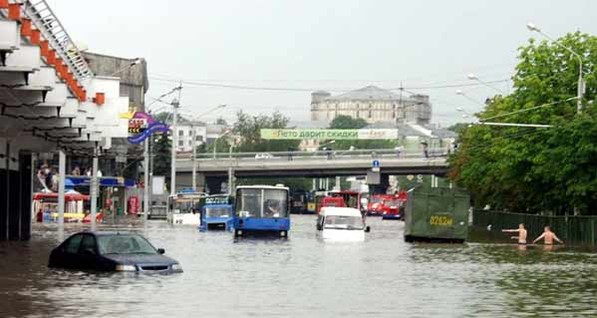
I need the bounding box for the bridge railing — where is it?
[177,148,449,161]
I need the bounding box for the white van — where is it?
[316,207,370,241]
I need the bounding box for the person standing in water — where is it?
[533,225,564,245]
[502,223,528,244]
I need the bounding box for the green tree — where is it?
[233,110,300,152]
[450,32,597,215]
[216,117,228,126]
[329,115,368,129]
[152,132,172,189]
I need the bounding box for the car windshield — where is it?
[205,206,231,218]
[324,215,364,230]
[97,235,157,255]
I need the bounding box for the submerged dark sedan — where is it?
[48,231,183,273]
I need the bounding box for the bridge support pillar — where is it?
[195,172,206,193]
[370,174,390,195]
[205,176,227,195]
[0,141,7,240]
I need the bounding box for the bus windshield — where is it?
[174,199,199,214]
[205,206,232,218]
[263,189,288,218]
[236,188,288,218]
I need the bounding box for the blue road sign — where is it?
[372,159,380,168]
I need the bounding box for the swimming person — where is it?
[532,225,564,245]
[502,223,527,244]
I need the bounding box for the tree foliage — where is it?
[450,32,597,215]
[326,115,398,150]
[152,132,172,189]
[329,115,368,129]
[215,117,228,125]
[232,110,300,152]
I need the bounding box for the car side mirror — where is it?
[365,226,371,233]
[157,248,165,254]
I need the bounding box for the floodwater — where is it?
[1,215,597,318]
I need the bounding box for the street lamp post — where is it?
[213,129,232,159]
[456,90,486,107]
[527,22,584,113]
[456,106,474,117]
[108,58,142,77]
[170,84,182,194]
[190,104,227,191]
[467,73,505,94]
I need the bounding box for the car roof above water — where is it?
[75,231,140,237]
[320,207,362,217]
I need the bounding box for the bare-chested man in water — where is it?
[533,225,563,245]
[502,223,527,245]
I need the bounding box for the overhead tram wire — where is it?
[454,109,579,154]
[146,85,182,109]
[148,75,511,93]
[148,62,516,85]
[479,97,579,122]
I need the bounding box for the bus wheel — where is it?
[280,230,287,238]
[234,229,242,237]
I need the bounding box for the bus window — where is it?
[263,189,288,218]
[236,189,262,218]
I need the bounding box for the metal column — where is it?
[90,148,98,230]
[143,140,150,224]
[191,126,197,191]
[170,84,181,194]
[228,167,233,195]
[57,150,65,226]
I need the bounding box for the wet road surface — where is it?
[1,215,597,317]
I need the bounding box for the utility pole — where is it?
[170,83,182,194]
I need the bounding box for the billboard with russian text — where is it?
[260,129,398,140]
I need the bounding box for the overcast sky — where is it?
[48,0,596,126]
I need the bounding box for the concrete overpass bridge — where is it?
[175,149,450,191]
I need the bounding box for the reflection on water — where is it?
[1,216,596,317]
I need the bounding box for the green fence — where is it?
[472,210,597,246]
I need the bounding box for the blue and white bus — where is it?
[199,195,234,231]
[233,185,290,238]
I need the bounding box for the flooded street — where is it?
[1,215,597,317]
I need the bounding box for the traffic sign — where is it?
[372,159,380,168]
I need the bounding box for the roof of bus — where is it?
[236,185,289,190]
[320,207,362,217]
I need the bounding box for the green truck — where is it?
[404,188,470,243]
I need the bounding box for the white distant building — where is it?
[310,85,432,125]
[175,123,207,153]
